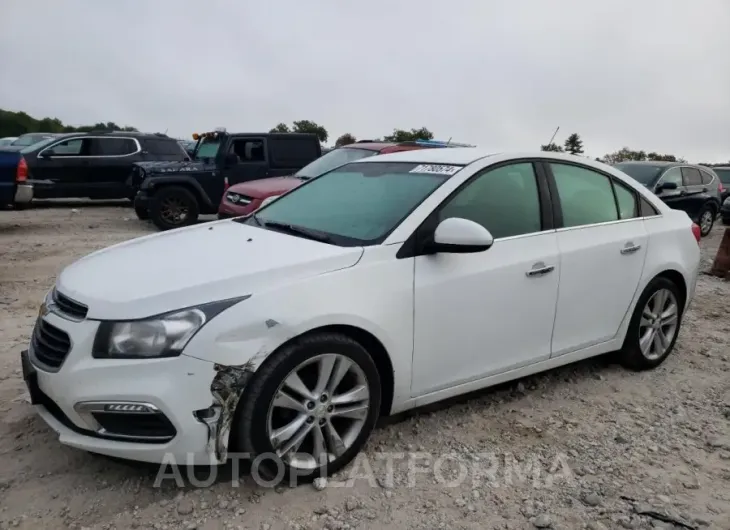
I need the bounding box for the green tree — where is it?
[563,133,584,155]
[540,142,564,152]
[383,127,434,142]
[269,123,290,133]
[291,120,328,143]
[0,108,138,137]
[335,133,357,147]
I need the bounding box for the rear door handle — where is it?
[526,262,555,277]
[621,243,642,255]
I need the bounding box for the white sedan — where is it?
[22,149,701,481]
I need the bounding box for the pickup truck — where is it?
[0,146,33,209]
[132,129,322,230]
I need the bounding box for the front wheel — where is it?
[697,204,715,237]
[149,186,199,231]
[618,276,683,371]
[236,333,381,484]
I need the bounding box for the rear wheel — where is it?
[236,333,381,484]
[149,186,199,231]
[619,276,683,371]
[697,204,715,236]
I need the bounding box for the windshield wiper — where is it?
[261,220,332,243]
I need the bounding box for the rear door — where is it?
[547,161,648,357]
[85,137,140,198]
[222,136,268,185]
[30,137,91,198]
[268,135,321,177]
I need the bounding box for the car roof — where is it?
[614,160,683,167]
[359,147,495,165]
[343,142,394,151]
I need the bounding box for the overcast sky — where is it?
[1,0,729,161]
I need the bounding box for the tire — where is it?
[618,276,684,371]
[134,202,150,221]
[148,186,199,231]
[697,204,715,237]
[236,332,381,484]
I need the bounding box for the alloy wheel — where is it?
[638,288,679,361]
[700,210,713,235]
[160,197,188,224]
[266,354,370,470]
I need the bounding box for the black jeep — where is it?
[132,129,321,230]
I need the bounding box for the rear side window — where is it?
[699,169,715,185]
[612,180,638,219]
[145,139,187,156]
[90,138,137,156]
[269,137,320,168]
[681,167,702,186]
[550,163,618,227]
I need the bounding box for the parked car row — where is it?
[21,148,702,480]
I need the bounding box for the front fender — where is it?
[142,175,214,209]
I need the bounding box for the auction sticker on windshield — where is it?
[410,164,462,175]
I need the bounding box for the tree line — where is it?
[0,108,137,137]
[2,109,726,165]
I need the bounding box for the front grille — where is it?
[53,289,88,320]
[226,192,252,205]
[32,319,71,369]
[91,411,177,440]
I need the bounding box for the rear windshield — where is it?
[294,147,375,179]
[242,161,459,245]
[614,163,664,186]
[714,168,730,184]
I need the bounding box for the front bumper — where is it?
[23,311,223,465]
[218,200,254,218]
[14,183,33,204]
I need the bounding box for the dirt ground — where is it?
[1,202,729,530]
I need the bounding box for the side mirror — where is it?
[426,217,494,254]
[656,181,678,192]
[224,153,239,167]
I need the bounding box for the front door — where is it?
[411,161,559,396]
[30,137,90,199]
[546,162,648,356]
[223,136,269,185]
[84,137,139,199]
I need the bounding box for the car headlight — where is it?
[92,296,248,359]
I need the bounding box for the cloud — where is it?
[1,0,729,160]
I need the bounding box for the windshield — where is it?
[11,134,53,146]
[713,168,730,184]
[295,147,375,179]
[614,163,664,186]
[241,161,458,245]
[193,137,221,160]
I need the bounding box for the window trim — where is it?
[38,136,142,159]
[396,158,554,259]
[541,159,660,232]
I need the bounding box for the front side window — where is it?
[294,148,376,179]
[550,163,618,227]
[656,167,683,189]
[438,162,542,239]
[229,139,266,162]
[681,167,702,186]
[44,138,86,156]
[244,161,455,245]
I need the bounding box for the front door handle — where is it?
[526,262,555,277]
[621,243,642,255]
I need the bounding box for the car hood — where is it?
[227,176,304,198]
[56,220,363,320]
[135,160,215,175]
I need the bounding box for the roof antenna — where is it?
[446,137,452,146]
[546,126,559,147]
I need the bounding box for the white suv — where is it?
[22,149,701,482]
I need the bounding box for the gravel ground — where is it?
[1,203,729,530]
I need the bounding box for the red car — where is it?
[218,139,474,218]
